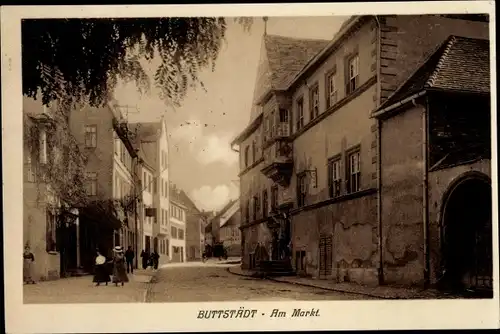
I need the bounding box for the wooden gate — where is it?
[319,236,333,278]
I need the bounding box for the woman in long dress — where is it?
[93,250,110,286]
[112,246,129,286]
[23,245,35,284]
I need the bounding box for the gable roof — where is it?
[169,183,200,213]
[241,34,329,141]
[375,35,490,117]
[264,34,329,91]
[209,199,239,224]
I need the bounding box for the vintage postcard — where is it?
[2,1,499,333]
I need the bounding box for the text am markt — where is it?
[269,308,320,318]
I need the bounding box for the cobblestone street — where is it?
[148,263,378,302]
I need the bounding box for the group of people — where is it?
[140,249,160,270]
[23,243,160,287]
[93,245,132,287]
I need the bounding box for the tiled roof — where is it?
[377,35,490,112]
[264,34,330,90]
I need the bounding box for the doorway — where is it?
[441,173,492,295]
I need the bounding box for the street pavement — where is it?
[148,262,378,302]
[23,269,154,304]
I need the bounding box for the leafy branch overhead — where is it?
[22,17,254,108]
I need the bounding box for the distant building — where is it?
[139,162,155,255]
[217,199,242,257]
[129,119,171,262]
[169,195,187,263]
[171,185,206,261]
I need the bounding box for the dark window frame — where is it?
[297,172,308,207]
[262,190,269,218]
[270,185,278,211]
[326,67,338,108]
[328,154,342,198]
[84,125,97,148]
[309,82,320,120]
[345,53,360,95]
[295,97,304,132]
[244,146,250,168]
[346,145,361,194]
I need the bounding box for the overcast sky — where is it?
[113,16,348,212]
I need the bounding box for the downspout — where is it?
[420,97,430,288]
[374,15,384,285]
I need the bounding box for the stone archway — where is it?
[440,172,492,294]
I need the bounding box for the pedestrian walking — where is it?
[93,250,110,286]
[111,246,129,286]
[151,250,160,270]
[23,244,36,284]
[140,250,149,270]
[125,246,135,274]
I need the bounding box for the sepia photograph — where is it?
[2,2,498,333]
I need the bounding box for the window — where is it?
[244,146,250,168]
[171,226,178,239]
[297,173,307,207]
[262,190,268,218]
[84,125,97,148]
[279,109,290,136]
[178,229,184,240]
[328,157,342,198]
[115,175,120,198]
[153,177,157,194]
[347,150,361,193]
[245,200,250,223]
[309,84,320,119]
[46,210,57,252]
[347,54,359,94]
[25,152,36,182]
[252,141,256,163]
[271,186,278,211]
[252,194,260,221]
[296,98,304,131]
[143,172,147,190]
[270,110,276,137]
[327,71,338,108]
[86,172,97,196]
[264,116,270,142]
[166,239,169,255]
[148,175,152,193]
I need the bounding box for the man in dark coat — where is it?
[125,246,135,274]
[140,250,149,270]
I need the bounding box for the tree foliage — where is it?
[22,17,253,109]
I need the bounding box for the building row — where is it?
[231,14,492,293]
[23,97,205,280]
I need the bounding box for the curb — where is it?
[226,266,404,300]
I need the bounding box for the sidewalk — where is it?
[24,269,155,304]
[227,266,460,300]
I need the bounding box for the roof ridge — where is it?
[264,34,330,43]
[425,35,458,88]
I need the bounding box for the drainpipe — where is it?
[419,98,430,288]
[374,15,384,285]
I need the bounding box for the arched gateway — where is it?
[440,172,493,295]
